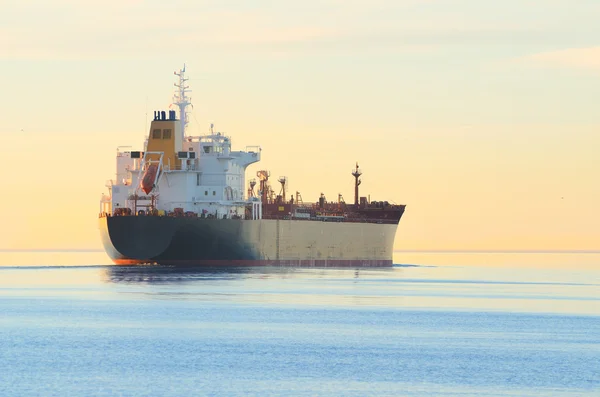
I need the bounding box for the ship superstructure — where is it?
[99,67,405,266]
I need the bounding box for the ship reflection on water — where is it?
[102,264,403,308]
[105,265,259,284]
[103,264,378,285]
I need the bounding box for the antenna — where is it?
[173,64,192,141]
[144,95,148,136]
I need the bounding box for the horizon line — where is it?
[0,248,599,254]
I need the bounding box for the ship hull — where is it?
[99,216,398,267]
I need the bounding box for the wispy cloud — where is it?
[520,47,600,70]
[0,3,341,60]
[1,0,545,61]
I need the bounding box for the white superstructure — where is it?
[100,66,262,220]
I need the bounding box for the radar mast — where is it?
[173,64,192,140]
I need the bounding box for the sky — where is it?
[1,0,599,251]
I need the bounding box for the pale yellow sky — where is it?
[1,0,599,250]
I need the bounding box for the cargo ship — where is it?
[99,66,406,266]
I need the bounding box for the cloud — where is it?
[0,2,437,61]
[0,3,342,60]
[519,47,600,70]
[0,0,540,61]
[189,26,338,45]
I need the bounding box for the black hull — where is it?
[99,216,398,267]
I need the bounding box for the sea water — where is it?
[0,250,598,396]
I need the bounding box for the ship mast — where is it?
[352,162,362,206]
[173,65,192,140]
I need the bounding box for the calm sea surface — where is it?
[0,251,598,396]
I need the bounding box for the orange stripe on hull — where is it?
[112,259,393,267]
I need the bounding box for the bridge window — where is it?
[204,190,208,196]
[162,129,172,139]
[152,129,161,139]
[204,145,212,154]
[213,191,216,196]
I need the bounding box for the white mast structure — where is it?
[173,65,192,140]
